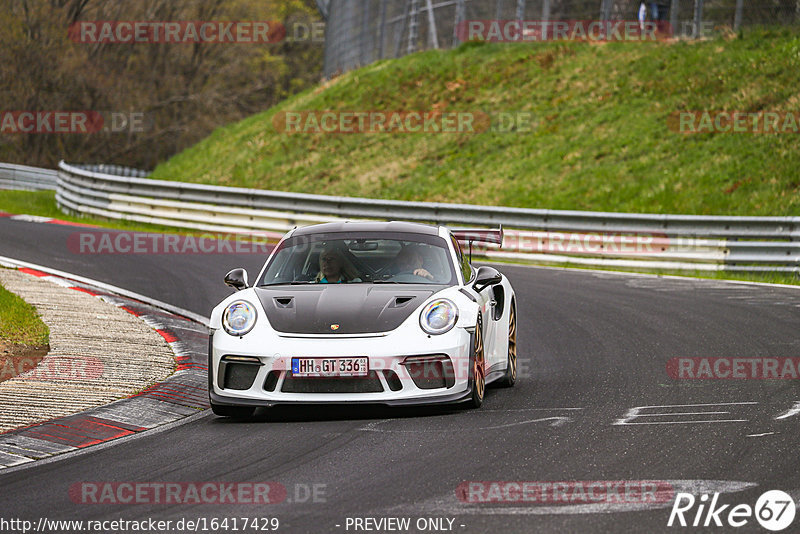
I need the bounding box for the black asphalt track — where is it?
[0,218,798,533]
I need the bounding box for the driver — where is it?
[394,246,434,280]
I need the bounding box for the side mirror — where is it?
[472,266,502,293]
[224,268,249,291]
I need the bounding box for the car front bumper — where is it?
[208,326,475,406]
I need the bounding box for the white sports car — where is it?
[208,221,517,418]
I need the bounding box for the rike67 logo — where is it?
[668,490,796,531]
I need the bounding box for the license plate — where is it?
[291,357,369,377]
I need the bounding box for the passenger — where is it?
[394,246,434,280]
[315,245,359,283]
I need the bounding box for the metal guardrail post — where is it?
[425,0,439,49]
[453,0,465,46]
[495,0,505,20]
[692,0,704,38]
[670,0,680,37]
[395,0,411,57]
[378,0,387,59]
[407,0,420,55]
[600,0,612,22]
[734,0,744,31]
[516,0,526,22]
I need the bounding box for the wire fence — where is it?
[323,0,800,76]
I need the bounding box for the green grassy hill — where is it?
[151,28,800,216]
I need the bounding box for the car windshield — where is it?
[257,231,457,286]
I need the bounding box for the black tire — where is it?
[498,301,517,388]
[467,314,485,409]
[211,402,255,419]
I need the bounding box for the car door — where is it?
[485,284,509,373]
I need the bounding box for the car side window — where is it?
[450,234,473,284]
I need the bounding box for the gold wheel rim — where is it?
[508,304,517,381]
[474,318,485,399]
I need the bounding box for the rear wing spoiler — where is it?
[451,227,503,261]
[451,226,504,247]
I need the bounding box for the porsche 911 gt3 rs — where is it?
[208,221,517,418]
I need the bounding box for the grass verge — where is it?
[0,278,49,346]
[151,28,800,216]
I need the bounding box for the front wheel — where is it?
[467,314,485,409]
[211,402,255,419]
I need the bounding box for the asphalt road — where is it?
[0,217,798,534]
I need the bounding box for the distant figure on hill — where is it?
[639,3,647,30]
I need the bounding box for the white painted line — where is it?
[632,411,733,416]
[361,416,572,432]
[614,420,749,425]
[0,255,209,326]
[625,402,759,408]
[613,402,758,426]
[480,407,584,412]
[746,432,777,437]
[775,401,800,420]
[9,215,53,223]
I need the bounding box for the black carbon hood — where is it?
[254,284,448,334]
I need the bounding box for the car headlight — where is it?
[419,299,458,335]
[222,300,257,337]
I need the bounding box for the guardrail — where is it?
[70,163,150,178]
[0,162,58,191]
[0,162,148,191]
[53,161,798,274]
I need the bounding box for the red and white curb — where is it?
[0,212,100,228]
[0,263,210,469]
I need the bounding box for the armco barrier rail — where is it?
[0,162,58,191]
[70,163,150,178]
[52,161,798,274]
[3,161,798,273]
